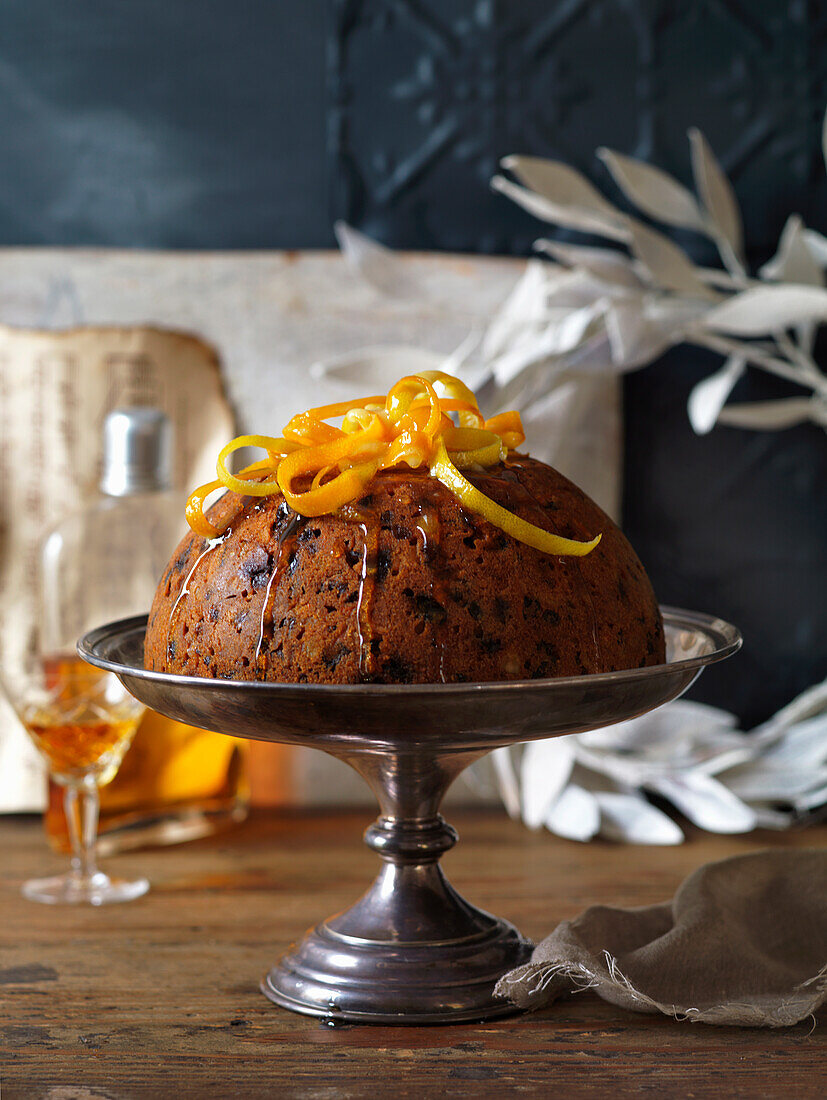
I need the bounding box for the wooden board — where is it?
[1,811,824,1098]
[0,247,621,816]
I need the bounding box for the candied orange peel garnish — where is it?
[186,371,601,556]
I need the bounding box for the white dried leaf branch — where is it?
[688,355,746,434]
[759,215,824,287]
[494,114,827,435]
[701,285,827,334]
[333,221,428,301]
[481,684,827,844]
[490,174,628,241]
[688,128,746,275]
[628,220,719,300]
[534,240,644,289]
[598,147,706,232]
[717,397,824,430]
[500,155,627,227]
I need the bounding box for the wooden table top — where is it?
[2,810,824,1098]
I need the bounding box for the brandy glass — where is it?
[2,648,148,904]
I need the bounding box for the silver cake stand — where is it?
[79,606,740,1025]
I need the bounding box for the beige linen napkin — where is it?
[496,850,827,1026]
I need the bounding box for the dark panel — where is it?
[0,0,332,248]
[1,0,825,256]
[330,0,827,257]
[623,349,827,727]
[330,0,642,253]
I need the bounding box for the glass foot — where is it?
[21,870,149,905]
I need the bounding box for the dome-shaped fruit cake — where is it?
[145,455,664,684]
[145,371,664,683]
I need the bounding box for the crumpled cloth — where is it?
[496,850,827,1027]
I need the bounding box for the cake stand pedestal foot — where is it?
[261,749,533,1024]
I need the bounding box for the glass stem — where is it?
[64,781,100,881]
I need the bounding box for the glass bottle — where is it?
[43,408,248,853]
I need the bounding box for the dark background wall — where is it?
[0,0,824,723]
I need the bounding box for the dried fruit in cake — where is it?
[144,372,664,683]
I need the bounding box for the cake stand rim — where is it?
[78,604,741,696]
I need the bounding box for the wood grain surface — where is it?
[1,810,824,1099]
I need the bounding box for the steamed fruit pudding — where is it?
[144,372,665,683]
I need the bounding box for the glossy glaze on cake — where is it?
[144,456,665,684]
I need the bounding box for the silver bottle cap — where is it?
[100,408,173,496]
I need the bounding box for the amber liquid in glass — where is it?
[24,655,141,787]
[27,713,137,781]
[44,659,249,853]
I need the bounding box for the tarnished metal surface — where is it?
[79,607,740,1023]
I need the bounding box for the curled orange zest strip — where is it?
[185,370,600,556]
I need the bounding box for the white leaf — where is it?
[441,328,484,382]
[688,128,744,260]
[543,269,616,309]
[491,175,628,242]
[604,299,677,370]
[333,221,424,300]
[310,345,446,387]
[555,332,618,374]
[646,295,713,327]
[548,305,603,353]
[687,355,746,434]
[717,397,818,430]
[629,221,717,299]
[795,320,817,358]
[579,699,739,753]
[761,715,827,769]
[759,215,824,287]
[544,784,600,841]
[491,746,522,820]
[702,285,827,334]
[520,738,575,829]
[594,792,684,845]
[803,228,827,268]
[534,239,644,289]
[488,305,602,385]
[647,772,756,834]
[598,148,706,230]
[569,746,646,789]
[795,780,827,811]
[577,700,752,783]
[487,355,572,413]
[753,678,827,742]
[750,803,796,830]
[544,304,603,352]
[481,260,550,361]
[694,744,759,777]
[502,155,623,219]
[722,761,827,801]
